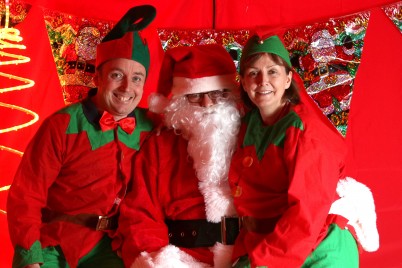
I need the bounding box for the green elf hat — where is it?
[95,5,156,75]
[241,34,292,67]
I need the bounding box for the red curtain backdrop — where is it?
[1,0,400,267]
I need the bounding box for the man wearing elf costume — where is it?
[7,5,156,268]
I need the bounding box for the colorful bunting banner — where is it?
[283,11,370,136]
[158,29,250,71]
[43,8,115,104]
[3,1,382,136]
[0,0,30,26]
[382,1,402,33]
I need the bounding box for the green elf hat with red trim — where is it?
[95,5,156,75]
[241,33,292,67]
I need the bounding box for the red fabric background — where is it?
[1,0,401,267]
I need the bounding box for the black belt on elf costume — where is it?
[166,216,280,248]
[42,208,118,231]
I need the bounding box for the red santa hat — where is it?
[149,44,237,113]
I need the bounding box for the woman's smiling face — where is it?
[241,53,292,113]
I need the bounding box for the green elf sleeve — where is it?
[12,240,43,268]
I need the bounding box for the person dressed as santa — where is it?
[116,44,242,268]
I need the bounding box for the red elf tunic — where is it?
[228,101,347,268]
[7,89,153,268]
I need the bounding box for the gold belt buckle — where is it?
[96,216,109,231]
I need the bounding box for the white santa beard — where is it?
[164,97,241,222]
[165,97,240,183]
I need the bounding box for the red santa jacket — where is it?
[117,129,235,267]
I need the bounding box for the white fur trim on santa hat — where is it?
[131,245,211,268]
[172,74,236,96]
[329,177,379,252]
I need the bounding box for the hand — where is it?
[24,264,41,268]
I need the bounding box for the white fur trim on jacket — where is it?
[329,177,380,252]
[131,245,211,268]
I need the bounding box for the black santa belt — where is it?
[165,217,241,248]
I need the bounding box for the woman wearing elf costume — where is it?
[228,33,378,267]
[7,5,156,268]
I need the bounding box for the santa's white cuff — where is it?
[131,245,211,268]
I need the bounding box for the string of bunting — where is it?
[1,0,400,132]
